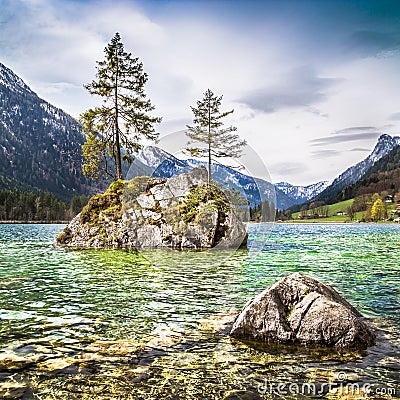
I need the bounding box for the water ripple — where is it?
[0,223,399,397]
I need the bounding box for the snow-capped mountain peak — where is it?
[136,145,179,168]
[0,62,33,95]
[312,133,400,203]
[275,180,330,201]
[368,134,400,163]
[331,133,400,188]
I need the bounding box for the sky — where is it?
[1,0,400,185]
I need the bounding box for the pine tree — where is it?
[80,33,162,180]
[186,89,246,184]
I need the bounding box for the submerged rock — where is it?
[230,272,376,349]
[198,310,239,334]
[0,351,46,371]
[223,390,262,400]
[83,340,143,357]
[56,166,248,249]
[37,358,79,374]
[0,380,27,399]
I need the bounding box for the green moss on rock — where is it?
[123,176,150,208]
[79,177,153,226]
[80,179,125,225]
[180,184,231,223]
[56,226,72,244]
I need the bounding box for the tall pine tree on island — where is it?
[80,32,162,181]
[186,89,246,184]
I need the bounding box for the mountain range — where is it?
[274,180,330,207]
[1,61,399,210]
[333,143,400,203]
[132,146,275,207]
[129,145,333,209]
[132,135,400,209]
[310,133,400,204]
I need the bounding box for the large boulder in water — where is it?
[56,166,248,249]
[230,273,375,349]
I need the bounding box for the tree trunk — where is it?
[208,139,211,185]
[114,53,123,180]
[207,106,211,185]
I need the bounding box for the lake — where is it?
[0,223,399,399]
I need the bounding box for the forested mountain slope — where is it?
[0,62,96,200]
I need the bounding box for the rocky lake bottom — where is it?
[0,223,399,399]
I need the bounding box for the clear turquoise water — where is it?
[0,223,399,398]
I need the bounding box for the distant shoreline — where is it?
[247,220,399,225]
[277,220,399,224]
[277,220,353,224]
[1,220,397,225]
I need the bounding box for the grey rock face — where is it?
[230,272,376,349]
[56,167,248,249]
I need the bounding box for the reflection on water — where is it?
[0,223,399,398]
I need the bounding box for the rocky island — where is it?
[56,167,248,249]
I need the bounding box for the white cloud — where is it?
[1,0,400,185]
[238,66,342,113]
